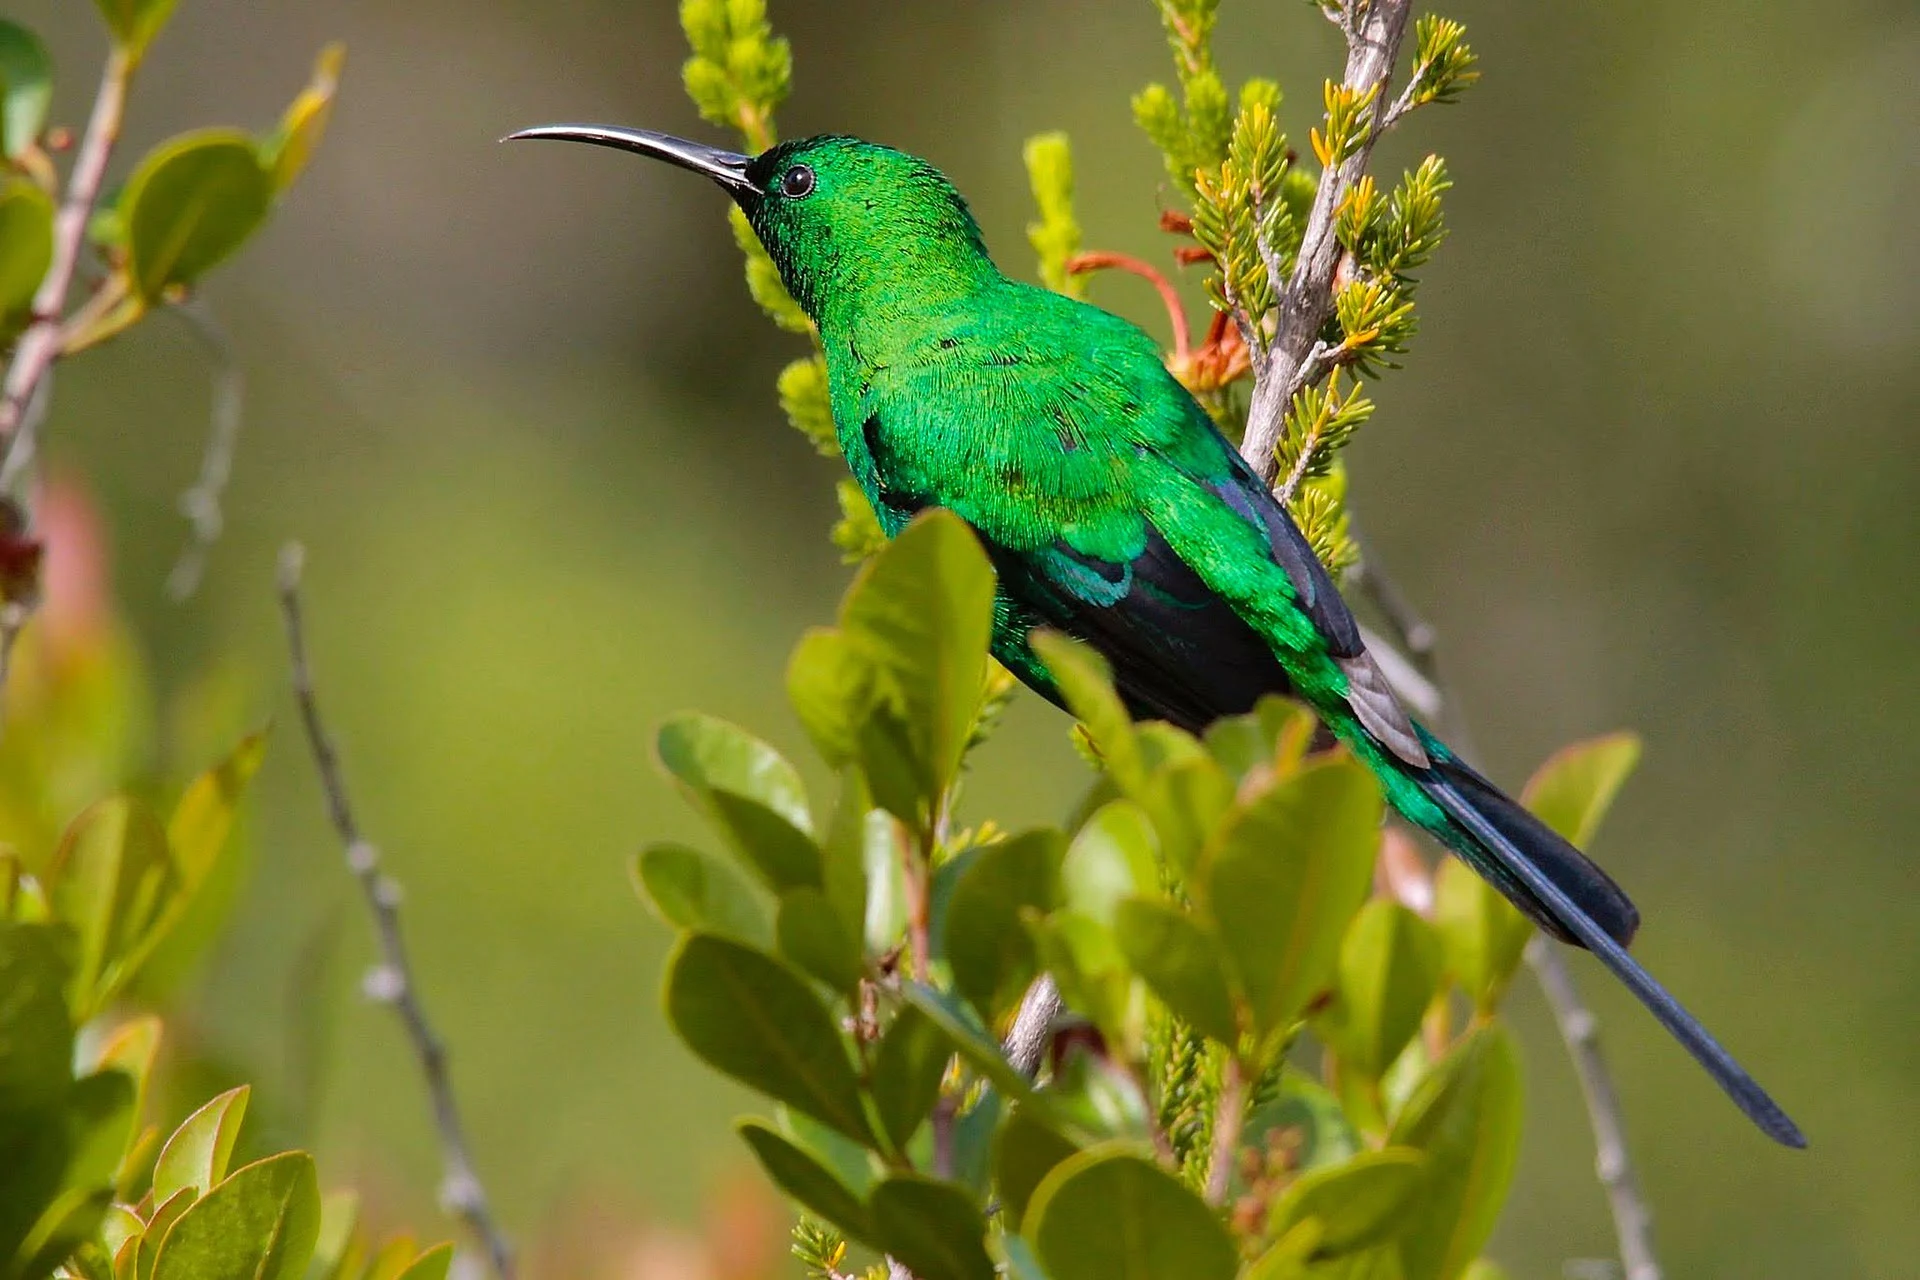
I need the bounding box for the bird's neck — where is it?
[810,260,1005,368]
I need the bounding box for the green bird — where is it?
[508,124,1803,1147]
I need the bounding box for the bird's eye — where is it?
[780,164,816,199]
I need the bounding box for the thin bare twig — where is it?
[277,544,516,1280]
[1350,537,1660,1280]
[1529,937,1661,1280]
[1240,0,1415,483]
[166,301,246,600]
[1002,975,1063,1079]
[0,49,131,447]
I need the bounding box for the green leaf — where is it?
[1521,732,1642,846]
[945,829,1062,1022]
[870,1004,951,1152]
[856,706,926,827]
[821,771,874,949]
[1030,631,1142,794]
[261,43,344,194]
[663,933,874,1146]
[1240,1070,1360,1177]
[1026,1145,1237,1280]
[629,843,771,946]
[122,130,273,301]
[657,713,821,890]
[787,628,876,768]
[135,732,269,998]
[736,1118,874,1244]
[0,21,53,160]
[993,1105,1079,1230]
[47,796,178,1017]
[1318,901,1443,1080]
[391,1244,453,1280]
[1267,1147,1427,1257]
[91,0,180,61]
[1204,758,1382,1044]
[61,1068,137,1197]
[150,1151,321,1280]
[658,711,813,831]
[152,1085,249,1204]
[839,510,995,807]
[1389,1027,1524,1280]
[0,922,72,1118]
[775,887,864,993]
[1113,898,1237,1045]
[867,1175,995,1280]
[1060,801,1156,927]
[1137,753,1234,878]
[1431,859,1528,1016]
[135,1187,195,1280]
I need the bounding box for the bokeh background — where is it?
[8,0,1917,1275]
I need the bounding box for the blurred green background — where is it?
[9,0,1917,1274]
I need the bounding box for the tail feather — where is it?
[1422,771,1806,1149]
[1426,753,1640,949]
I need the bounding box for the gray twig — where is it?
[166,301,246,600]
[1529,937,1661,1280]
[0,49,130,447]
[1240,0,1415,483]
[1349,536,1660,1280]
[1002,975,1063,1079]
[277,544,516,1280]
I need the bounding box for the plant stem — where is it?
[277,544,516,1280]
[1240,0,1414,483]
[0,49,131,449]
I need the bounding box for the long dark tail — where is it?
[1416,751,1806,1149]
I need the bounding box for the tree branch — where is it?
[1240,0,1415,483]
[1528,937,1661,1280]
[0,48,131,448]
[1203,1056,1246,1206]
[1349,536,1660,1280]
[166,301,246,600]
[277,544,516,1280]
[1002,975,1063,1079]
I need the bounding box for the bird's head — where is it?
[507,125,993,327]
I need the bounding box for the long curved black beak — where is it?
[504,124,757,197]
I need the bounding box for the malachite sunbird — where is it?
[508,124,1803,1148]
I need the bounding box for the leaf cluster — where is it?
[636,513,1649,1280]
[0,717,453,1280]
[1023,134,1084,299]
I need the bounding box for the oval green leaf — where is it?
[839,509,996,803]
[1203,758,1382,1043]
[1060,800,1156,927]
[1521,732,1642,846]
[0,21,53,160]
[775,887,864,993]
[737,1118,874,1244]
[0,922,73,1117]
[1113,897,1238,1046]
[657,711,812,831]
[123,130,272,301]
[91,0,181,61]
[1432,858,1529,1016]
[1267,1146,1428,1257]
[663,933,873,1146]
[870,1004,951,1152]
[1389,1026,1524,1280]
[1030,630,1142,794]
[630,843,771,945]
[0,177,50,339]
[152,1085,249,1204]
[47,795,178,1017]
[787,627,876,768]
[263,43,344,194]
[150,1150,321,1280]
[1026,1145,1237,1280]
[1318,900,1443,1079]
[868,1174,994,1280]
